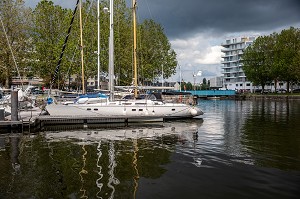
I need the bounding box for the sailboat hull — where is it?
[46,100,203,120]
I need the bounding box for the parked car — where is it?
[292,88,300,93]
[276,88,287,93]
[32,89,44,95]
[254,89,262,93]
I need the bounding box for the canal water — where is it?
[0,99,300,198]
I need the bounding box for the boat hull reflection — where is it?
[45,119,203,143]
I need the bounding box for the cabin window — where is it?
[132,109,136,111]
[139,109,143,111]
[172,109,175,111]
[94,108,98,111]
[87,108,91,111]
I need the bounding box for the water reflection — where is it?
[242,100,300,170]
[96,141,103,198]
[198,99,300,170]
[1,99,300,198]
[0,119,202,198]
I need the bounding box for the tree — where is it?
[1,0,178,89]
[0,0,31,88]
[138,19,177,85]
[30,0,74,88]
[242,35,274,92]
[274,27,300,92]
[242,27,300,93]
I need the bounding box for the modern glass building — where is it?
[221,36,256,92]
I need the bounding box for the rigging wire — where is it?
[49,0,80,94]
[0,14,23,89]
[144,0,153,19]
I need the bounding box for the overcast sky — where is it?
[24,0,300,83]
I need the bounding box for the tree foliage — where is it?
[0,0,177,89]
[243,35,275,91]
[0,0,31,87]
[274,27,300,91]
[30,0,75,88]
[243,27,300,92]
[139,19,177,85]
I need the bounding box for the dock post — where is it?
[11,90,19,121]
[10,136,20,172]
[0,108,4,121]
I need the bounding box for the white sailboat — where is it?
[45,0,203,120]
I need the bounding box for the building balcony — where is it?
[221,41,244,47]
[223,76,237,79]
[221,60,229,64]
[222,65,239,69]
[221,48,232,52]
[221,54,230,58]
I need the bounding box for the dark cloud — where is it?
[136,0,300,39]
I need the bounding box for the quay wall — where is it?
[233,94,300,100]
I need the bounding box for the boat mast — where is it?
[132,0,138,98]
[97,0,101,89]
[179,64,182,92]
[79,0,85,94]
[108,0,114,101]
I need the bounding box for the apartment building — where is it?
[221,36,256,92]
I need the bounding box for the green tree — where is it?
[242,35,274,92]
[0,0,31,88]
[138,19,177,85]
[274,27,300,92]
[113,0,132,85]
[31,0,74,88]
[26,0,177,89]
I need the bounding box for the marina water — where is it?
[0,99,300,198]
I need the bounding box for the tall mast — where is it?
[79,0,85,94]
[132,0,138,98]
[97,0,101,89]
[108,0,114,101]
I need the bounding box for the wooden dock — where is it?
[0,107,163,133]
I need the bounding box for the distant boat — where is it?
[45,0,203,121]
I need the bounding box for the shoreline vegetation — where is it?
[233,93,300,100]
